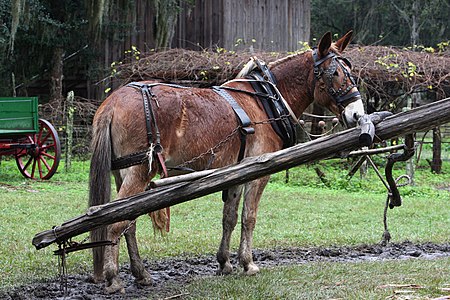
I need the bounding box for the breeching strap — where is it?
[116,82,171,231]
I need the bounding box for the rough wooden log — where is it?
[32,98,450,250]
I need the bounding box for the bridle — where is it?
[312,48,361,108]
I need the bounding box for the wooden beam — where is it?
[32,98,450,250]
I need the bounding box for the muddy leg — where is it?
[239,177,269,275]
[216,185,243,275]
[104,221,128,294]
[124,221,152,286]
[104,166,151,293]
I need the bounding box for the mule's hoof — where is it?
[87,274,105,284]
[136,274,152,286]
[244,263,260,276]
[105,277,125,294]
[216,262,233,275]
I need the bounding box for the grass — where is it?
[0,157,449,298]
[183,258,450,299]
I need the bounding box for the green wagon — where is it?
[0,97,61,179]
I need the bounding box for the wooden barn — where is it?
[173,0,310,51]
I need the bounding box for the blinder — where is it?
[312,48,360,107]
[340,56,352,70]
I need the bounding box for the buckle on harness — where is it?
[241,127,255,135]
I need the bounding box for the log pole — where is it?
[32,98,450,250]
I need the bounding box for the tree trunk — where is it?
[153,0,179,49]
[49,47,64,107]
[410,1,420,46]
[65,91,75,172]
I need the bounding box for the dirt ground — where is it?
[1,241,449,300]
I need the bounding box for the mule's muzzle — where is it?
[342,94,364,128]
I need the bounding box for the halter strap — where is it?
[312,48,360,107]
[313,51,336,69]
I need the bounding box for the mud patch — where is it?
[436,184,450,192]
[1,241,449,300]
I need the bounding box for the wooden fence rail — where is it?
[32,98,450,250]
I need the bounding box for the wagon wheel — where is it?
[15,119,61,180]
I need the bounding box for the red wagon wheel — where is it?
[15,119,61,180]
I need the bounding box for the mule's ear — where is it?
[318,32,332,57]
[335,30,353,53]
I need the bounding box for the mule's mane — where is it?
[267,51,308,68]
[237,44,341,78]
[269,44,341,67]
[236,53,306,78]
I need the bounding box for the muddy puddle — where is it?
[2,241,449,300]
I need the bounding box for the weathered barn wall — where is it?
[174,0,311,51]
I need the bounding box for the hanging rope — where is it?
[381,175,411,246]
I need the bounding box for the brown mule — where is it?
[89,31,365,293]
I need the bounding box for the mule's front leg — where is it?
[103,220,128,294]
[239,177,269,275]
[216,185,243,275]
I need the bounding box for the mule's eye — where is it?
[333,71,339,76]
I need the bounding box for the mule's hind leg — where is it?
[105,217,152,294]
[124,221,152,286]
[239,176,270,275]
[216,185,243,275]
[104,166,152,294]
[104,220,128,294]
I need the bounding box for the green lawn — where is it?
[183,258,450,300]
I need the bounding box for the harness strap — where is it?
[247,72,297,148]
[127,83,161,147]
[253,57,277,85]
[119,82,171,231]
[111,151,148,170]
[212,86,255,162]
[312,48,361,107]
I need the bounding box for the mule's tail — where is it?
[89,104,113,282]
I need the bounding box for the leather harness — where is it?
[111,50,360,172]
[212,86,255,161]
[245,58,297,148]
[111,82,188,171]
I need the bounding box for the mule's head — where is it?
[312,31,365,127]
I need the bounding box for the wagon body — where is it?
[0,97,39,135]
[0,97,61,179]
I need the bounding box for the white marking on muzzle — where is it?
[343,98,365,127]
